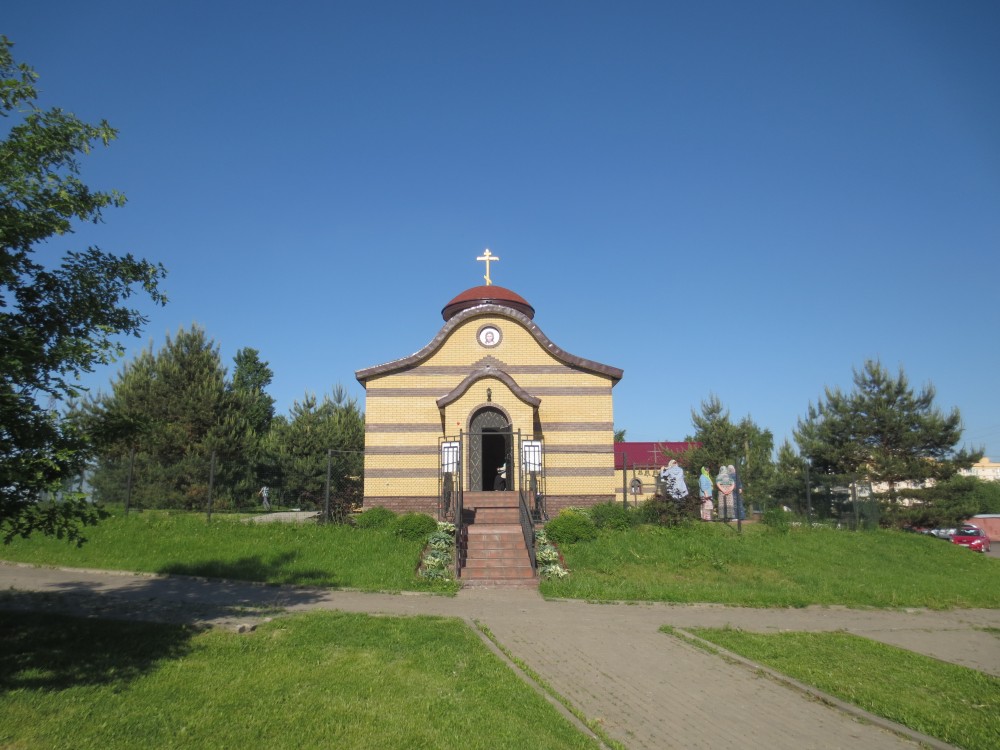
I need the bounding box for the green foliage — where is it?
[545,510,597,544]
[769,439,810,513]
[895,474,1000,528]
[269,385,364,512]
[80,325,241,510]
[420,528,456,580]
[587,501,635,531]
[760,507,793,532]
[636,496,700,527]
[394,512,438,541]
[0,36,166,543]
[354,506,396,529]
[795,360,981,498]
[226,347,276,500]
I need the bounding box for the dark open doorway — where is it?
[482,430,508,490]
[469,407,512,491]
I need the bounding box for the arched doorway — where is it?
[469,407,512,491]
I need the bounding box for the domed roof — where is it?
[441,285,535,321]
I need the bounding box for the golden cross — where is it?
[476,249,500,286]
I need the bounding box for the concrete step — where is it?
[462,566,535,579]
[469,508,521,523]
[460,578,538,588]
[459,497,536,584]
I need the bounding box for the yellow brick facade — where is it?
[356,292,623,516]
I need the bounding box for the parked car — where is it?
[927,526,959,539]
[949,525,991,553]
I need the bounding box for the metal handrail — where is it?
[518,488,536,572]
[454,484,464,578]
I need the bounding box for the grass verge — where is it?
[0,609,600,750]
[540,523,999,608]
[685,627,1000,750]
[0,511,458,593]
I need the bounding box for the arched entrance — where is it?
[469,407,512,491]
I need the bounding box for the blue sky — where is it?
[6,1,999,458]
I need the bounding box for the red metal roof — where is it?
[615,441,698,470]
[441,285,535,321]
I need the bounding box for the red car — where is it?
[950,525,991,553]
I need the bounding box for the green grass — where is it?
[540,523,1000,608]
[0,610,599,750]
[684,628,1000,750]
[1,511,458,593]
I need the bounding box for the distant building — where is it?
[959,457,1000,482]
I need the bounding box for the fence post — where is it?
[125,445,136,516]
[324,448,332,523]
[805,461,812,523]
[206,450,216,522]
[621,452,627,508]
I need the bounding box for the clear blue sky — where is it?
[6,1,999,459]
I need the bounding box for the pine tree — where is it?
[272,386,364,513]
[794,360,980,503]
[681,394,774,504]
[84,326,236,509]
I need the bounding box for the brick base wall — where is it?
[363,493,615,519]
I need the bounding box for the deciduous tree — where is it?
[0,37,166,542]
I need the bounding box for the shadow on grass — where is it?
[0,567,333,631]
[158,551,339,586]
[0,609,192,692]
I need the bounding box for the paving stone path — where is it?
[3,562,998,749]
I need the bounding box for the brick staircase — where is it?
[458,491,536,587]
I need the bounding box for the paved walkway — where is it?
[3,562,998,749]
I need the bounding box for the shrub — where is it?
[545,510,597,544]
[354,506,397,529]
[427,530,454,551]
[394,512,438,541]
[637,496,699,527]
[588,501,635,531]
[761,507,792,532]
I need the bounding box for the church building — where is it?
[355,251,623,519]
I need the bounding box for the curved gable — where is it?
[436,367,541,409]
[356,304,623,385]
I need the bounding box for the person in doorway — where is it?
[258,485,270,511]
[493,463,507,491]
[699,466,714,520]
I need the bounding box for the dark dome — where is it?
[441,285,535,321]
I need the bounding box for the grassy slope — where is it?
[0,511,459,593]
[540,523,1000,608]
